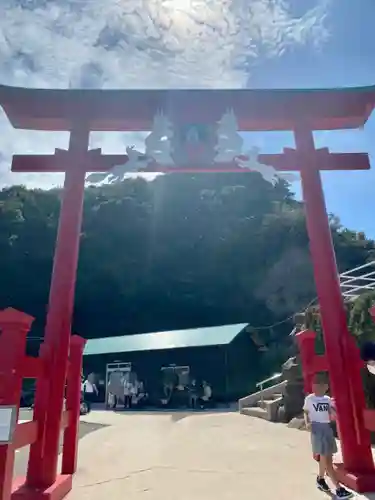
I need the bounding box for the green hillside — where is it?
[0,172,374,355]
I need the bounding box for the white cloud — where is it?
[0,0,331,188]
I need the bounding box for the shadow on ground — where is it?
[105,406,238,423]
[78,420,108,440]
[14,420,109,477]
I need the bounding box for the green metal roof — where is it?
[84,323,248,356]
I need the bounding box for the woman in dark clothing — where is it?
[188,380,199,409]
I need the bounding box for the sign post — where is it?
[0,407,17,445]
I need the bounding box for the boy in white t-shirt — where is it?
[303,374,352,499]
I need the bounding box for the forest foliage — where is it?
[0,172,374,355]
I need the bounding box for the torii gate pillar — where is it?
[26,125,90,490]
[295,126,375,490]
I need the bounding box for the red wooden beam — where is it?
[312,354,328,373]
[260,149,371,171]
[12,149,128,173]
[21,356,42,379]
[11,150,370,174]
[12,421,38,450]
[1,84,375,131]
[140,151,370,172]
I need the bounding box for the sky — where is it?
[0,0,375,236]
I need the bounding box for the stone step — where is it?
[240,406,269,420]
[270,393,283,400]
[257,397,283,410]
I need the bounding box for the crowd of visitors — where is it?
[81,371,213,411]
[187,379,212,409]
[158,377,212,409]
[108,378,147,409]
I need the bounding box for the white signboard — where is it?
[0,406,17,444]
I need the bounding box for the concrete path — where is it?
[15,409,107,477]
[67,410,375,500]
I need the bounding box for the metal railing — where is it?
[256,373,283,405]
[340,261,375,300]
[256,372,283,391]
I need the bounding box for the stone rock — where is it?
[281,357,305,421]
[282,356,302,382]
[287,416,306,430]
[276,405,288,424]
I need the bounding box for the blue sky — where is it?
[0,0,375,236]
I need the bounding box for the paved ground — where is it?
[15,409,106,477]
[62,409,375,500]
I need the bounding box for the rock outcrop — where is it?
[280,356,305,422]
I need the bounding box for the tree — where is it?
[0,173,373,358]
[348,292,375,342]
[304,291,375,349]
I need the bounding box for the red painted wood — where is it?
[26,127,89,490]
[1,84,374,131]
[11,151,370,174]
[261,150,370,171]
[12,474,72,500]
[62,336,86,475]
[295,126,374,474]
[312,355,328,373]
[295,329,317,393]
[2,83,375,497]
[26,343,50,489]
[334,463,375,494]
[0,309,34,500]
[12,422,38,450]
[12,150,123,173]
[21,358,41,379]
[343,334,372,448]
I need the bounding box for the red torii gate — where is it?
[1,84,375,498]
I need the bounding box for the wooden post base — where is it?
[11,475,72,500]
[334,463,375,493]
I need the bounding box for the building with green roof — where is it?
[83,323,266,405]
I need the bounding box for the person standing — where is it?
[188,379,199,409]
[82,374,98,412]
[108,371,126,410]
[200,381,212,409]
[137,381,146,407]
[130,380,138,408]
[123,378,132,409]
[303,374,352,498]
[107,380,116,409]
